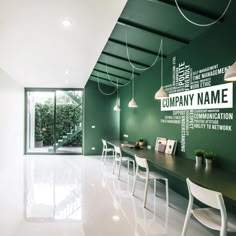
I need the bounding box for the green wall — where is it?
[120,1,236,172]
[83,81,119,155]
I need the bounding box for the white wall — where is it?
[0,69,24,235]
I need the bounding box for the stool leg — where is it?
[101,149,104,161]
[132,161,135,175]
[103,150,107,164]
[165,178,169,206]
[154,179,157,197]
[118,160,122,180]
[181,195,193,236]
[132,171,137,196]
[143,177,149,208]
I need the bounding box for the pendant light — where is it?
[154,40,169,100]
[113,104,121,111]
[128,78,138,108]
[114,79,121,111]
[224,62,236,82]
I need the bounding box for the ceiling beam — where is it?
[97,61,140,75]
[118,17,189,44]
[93,68,130,81]
[90,75,124,86]
[102,51,151,68]
[108,38,166,58]
[155,0,224,23]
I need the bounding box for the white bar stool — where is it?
[101,139,114,164]
[132,154,169,208]
[182,178,236,236]
[112,145,135,180]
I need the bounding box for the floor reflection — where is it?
[25,156,82,222]
[101,161,170,235]
[16,155,216,236]
[132,195,169,236]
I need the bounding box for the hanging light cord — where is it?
[159,39,164,87]
[106,56,134,87]
[96,72,117,95]
[132,77,135,98]
[125,25,162,71]
[175,0,231,27]
[116,79,119,101]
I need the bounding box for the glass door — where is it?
[25,91,55,153]
[55,90,83,154]
[25,89,83,154]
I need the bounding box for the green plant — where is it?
[194,149,205,157]
[205,152,216,160]
[35,105,43,142]
[35,134,43,141]
[35,102,82,147]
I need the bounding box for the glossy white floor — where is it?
[0,155,219,236]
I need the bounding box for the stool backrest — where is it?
[186,178,225,210]
[114,146,122,159]
[102,139,107,148]
[187,177,227,235]
[135,155,149,170]
[182,178,228,236]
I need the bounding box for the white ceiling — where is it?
[0,0,127,88]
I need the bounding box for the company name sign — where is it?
[161,83,233,111]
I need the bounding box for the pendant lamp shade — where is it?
[128,78,138,108]
[128,98,138,107]
[113,104,121,111]
[224,62,236,82]
[154,40,169,100]
[155,86,169,99]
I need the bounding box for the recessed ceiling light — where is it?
[112,215,120,222]
[101,180,106,188]
[62,18,72,27]
[65,70,70,75]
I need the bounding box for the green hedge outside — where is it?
[35,103,82,146]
